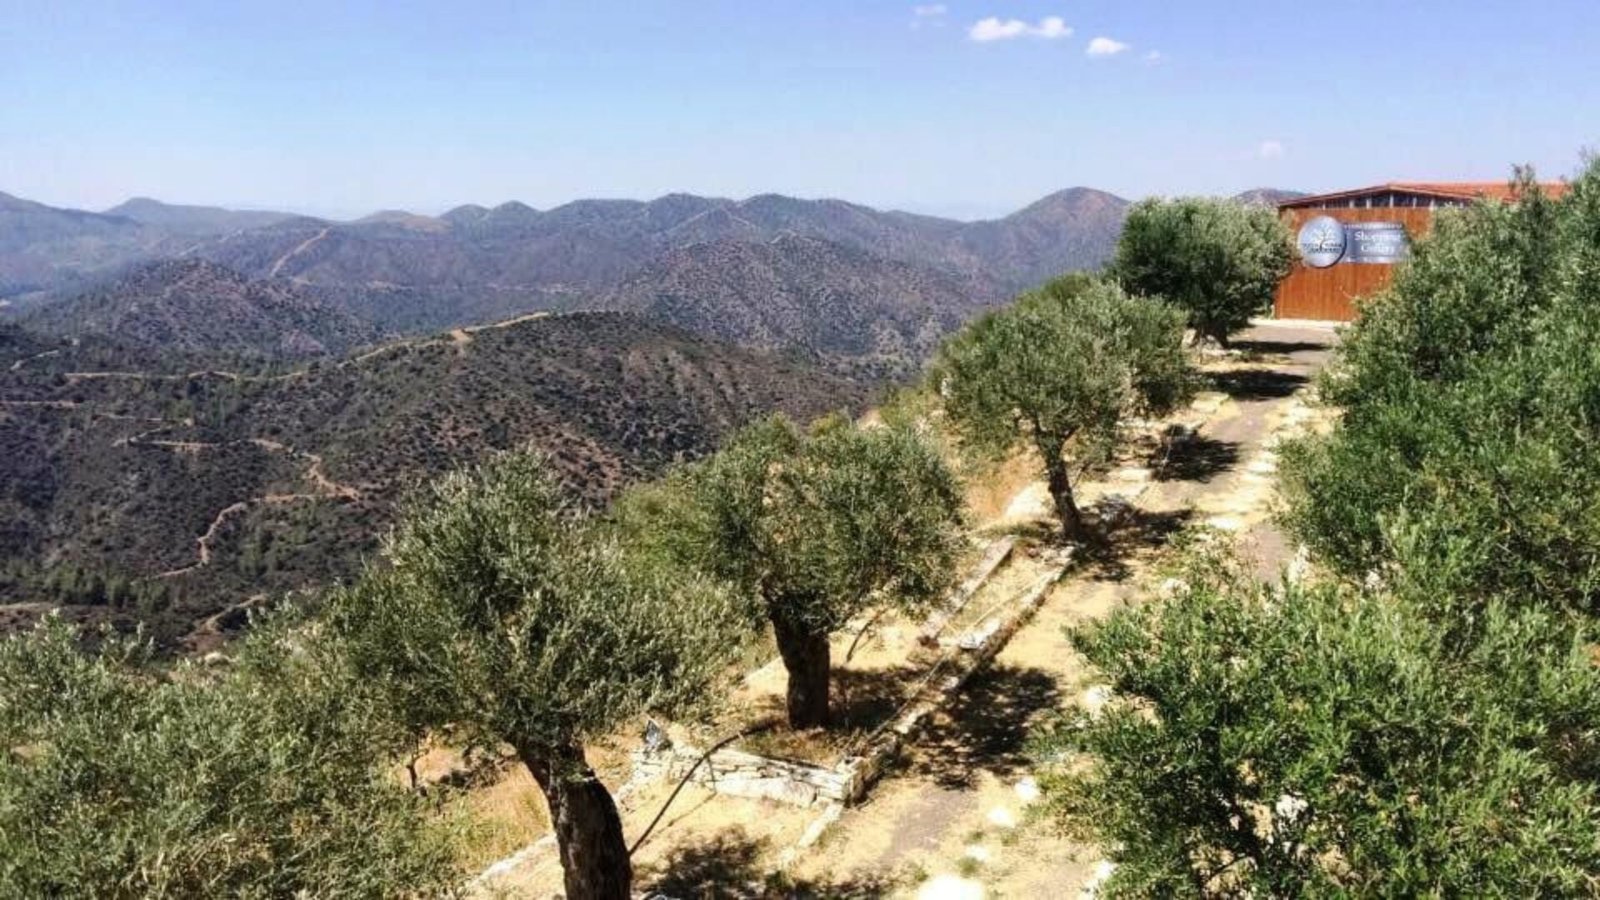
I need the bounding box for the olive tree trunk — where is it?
[516,740,632,900]
[771,614,832,729]
[1040,440,1088,543]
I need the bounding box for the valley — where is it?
[0,311,865,646]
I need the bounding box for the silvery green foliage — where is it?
[1034,548,1600,897]
[932,275,1192,536]
[1045,160,1600,897]
[327,449,743,760]
[1281,163,1600,620]
[0,614,456,898]
[615,414,966,638]
[1111,197,1294,345]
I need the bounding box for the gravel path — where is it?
[785,321,1337,899]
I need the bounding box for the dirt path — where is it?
[470,323,1338,899]
[121,429,363,578]
[7,348,61,372]
[268,226,330,278]
[781,322,1336,899]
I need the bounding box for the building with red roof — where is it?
[1274,181,1567,320]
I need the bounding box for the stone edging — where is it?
[919,537,1016,646]
[629,551,1070,813]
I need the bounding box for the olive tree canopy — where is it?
[0,614,456,898]
[614,414,965,729]
[328,449,742,900]
[1111,197,1294,346]
[1035,547,1600,897]
[932,275,1192,541]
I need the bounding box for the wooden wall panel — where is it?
[1274,208,1437,321]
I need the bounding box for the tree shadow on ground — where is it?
[1149,433,1241,483]
[907,663,1061,790]
[1077,507,1195,582]
[1228,338,1330,356]
[829,663,923,734]
[1208,369,1308,400]
[641,827,901,899]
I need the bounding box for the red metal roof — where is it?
[1280,181,1570,209]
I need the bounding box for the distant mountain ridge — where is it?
[0,191,164,299]
[103,198,298,236]
[0,186,1137,309]
[1230,188,1309,207]
[0,185,1299,373]
[604,234,1006,379]
[23,258,377,359]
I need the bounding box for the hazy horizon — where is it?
[5,1,1597,218]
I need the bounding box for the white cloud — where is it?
[1258,140,1287,160]
[912,4,948,27]
[1034,16,1072,38]
[1143,49,1164,63]
[969,16,1074,42]
[1086,36,1130,57]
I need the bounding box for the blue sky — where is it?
[2,1,1596,219]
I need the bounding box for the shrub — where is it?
[0,614,456,898]
[1111,197,1294,346]
[1034,547,1600,897]
[1280,165,1600,619]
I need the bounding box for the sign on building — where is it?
[1296,216,1410,267]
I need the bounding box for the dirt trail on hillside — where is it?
[268,227,330,278]
[120,428,363,579]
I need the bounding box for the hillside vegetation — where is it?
[23,259,379,359]
[0,312,863,645]
[604,234,1004,379]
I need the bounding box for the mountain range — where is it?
[23,259,377,359]
[0,185,1289,371]
[0,182,1298,646]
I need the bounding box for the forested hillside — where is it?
[0,312,863,647]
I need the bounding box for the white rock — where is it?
[1013,776,1041,804]
[986,806,1017,829]
[917,874,986,900]
[1274,792,1309,823]
[1080,685,1113,717]
[1080,860,1117,898]
[964,844,993,863]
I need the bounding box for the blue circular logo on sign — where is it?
[1297,216,1346,268]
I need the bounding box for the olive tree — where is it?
[614,414,965,729]
[1111,197,1294,346]
[1279,165,1600,618]
[932,276,1192,542]
[1042,162,1600,897]
[0,614,456,898]
[1033,546,1600,897]
[326,450,742,900]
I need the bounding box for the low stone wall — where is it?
[919,537,1015,646]
[631,549,1071,810]
[631,742,860,807]
[839,556,1068,799]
